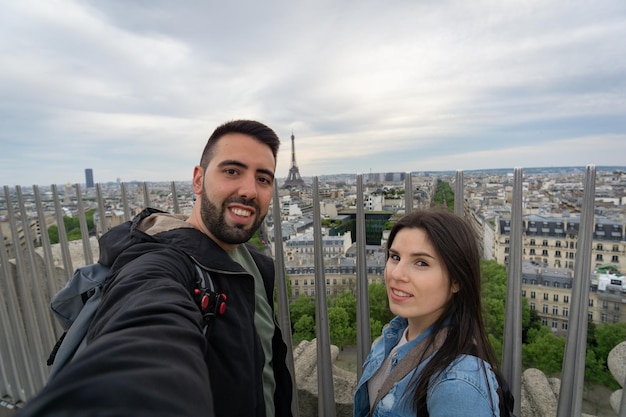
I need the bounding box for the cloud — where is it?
[0,0,625,187]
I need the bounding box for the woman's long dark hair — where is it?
[385,210,508,416]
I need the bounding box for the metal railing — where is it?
[1,166,622,416]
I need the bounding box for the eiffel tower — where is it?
[282,131,305,189]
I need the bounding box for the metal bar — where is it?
[404,172,413,213]
[143,181,150,209]
[312,176,336,417]
[75,183,94,265]
[0,222,33,403]
[501,167,523,417]
[51,184,73,275]
[3,186,48,388]
[271,183,299,417]
[355,174,371,381]
[454,170,464,217]
[121,182,131,222]
[96,183,107,237]
[171,181,180,214]
[33,185,63,338]
[16,185,56,380]
[617,378,626,417]
[557,165,596,417]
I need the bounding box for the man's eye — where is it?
[224,169,238,175]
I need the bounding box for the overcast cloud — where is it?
[1,0,625,187]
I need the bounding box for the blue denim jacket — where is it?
[354,317,501,417]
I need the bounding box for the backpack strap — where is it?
[192,265,227,335]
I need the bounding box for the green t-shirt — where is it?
[228,245,276,417]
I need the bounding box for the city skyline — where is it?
[1,1,625,187]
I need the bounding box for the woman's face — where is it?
[385,227,458,339]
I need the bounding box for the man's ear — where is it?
[192,166,204,194]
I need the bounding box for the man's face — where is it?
[195,133,275,250]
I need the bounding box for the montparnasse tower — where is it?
[282,131,305,189]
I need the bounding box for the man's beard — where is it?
[200,188,264,245]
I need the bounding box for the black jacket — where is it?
[18,208,293,417]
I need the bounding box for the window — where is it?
[544,293,549,300]
[542,318,548,326]
[597,243,604,251]
[294,290,299,297]
[552,321,558,329]
[530,303,536,310]
[602,313,608,323]
[326,279,330,285]
[589,299,594,307]
[543,305,549,313]
[294,279,299,286]
[554,282,560,288]
[563,308,569,317]
[552,306,559,315]
[311,279,314,286]
[596,254,603,261]
[615,303,620,311]
[553,294,559,302]
[564,295,569,303]
[542,250,548,256]
[543,240,549,247]
[588,312,593,321]
[531,291,536,299]
[303,279,308,285]
[612,245,619,252]
[603,301,609,309]
[522,290,526,297]
[333,279,337,285]
[612,255,619,263]
[530,239,536,246]
[555,250,561,258]
[556,241,562,248]
[530,249,536,255]
[562,322,568,330]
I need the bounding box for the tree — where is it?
[368,282,394,326]
[586,322,626,388]
[522,327,565,375]
[293,315,315,344]
[332,290,356,321]
[328,306,354,349]
[47,209,96,244]
[289,294,316,332]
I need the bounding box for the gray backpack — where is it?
[46,261,225,382]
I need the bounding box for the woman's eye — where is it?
[415,260,429,267]
[389,254,400,261]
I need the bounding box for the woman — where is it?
[354,210,512,417]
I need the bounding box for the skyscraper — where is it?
[85,168,94,188]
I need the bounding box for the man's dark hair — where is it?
[199,120,280,168]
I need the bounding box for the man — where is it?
[17,120,293,417]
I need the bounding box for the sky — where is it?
[1,0,625,187]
